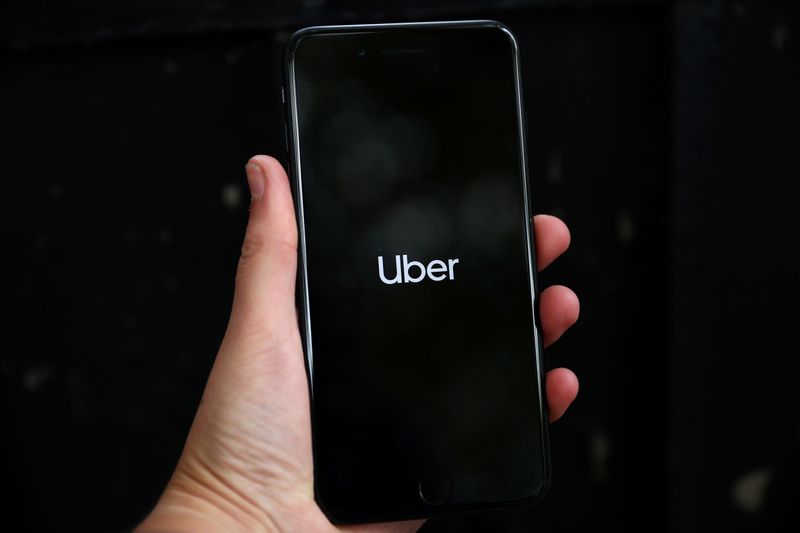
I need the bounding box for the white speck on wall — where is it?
[547,150,563,183]
[590,429,611,482]
[159,227,173,245]
[23,366,54,393]
[618,211,635,244]
[225,48,243,65]
[274,30,293,43]
[221,183,243,210]
[163,59,177,75]
[732,467,772,514]
[773,24,789,51]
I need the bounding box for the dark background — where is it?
[1,0,798,531]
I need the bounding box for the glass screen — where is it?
[291,24,546,519]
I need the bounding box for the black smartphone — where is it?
[283,20,549,523]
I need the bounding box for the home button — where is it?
[418,472,451,505]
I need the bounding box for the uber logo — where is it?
[377,254,459,284]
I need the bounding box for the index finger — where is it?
[534,214,571,271]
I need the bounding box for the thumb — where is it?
[226,155,299,346]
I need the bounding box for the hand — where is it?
[136,155,580,533]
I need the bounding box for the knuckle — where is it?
[240,231,266,262]
[238,231,297,270]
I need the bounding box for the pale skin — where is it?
[136,155,580,533]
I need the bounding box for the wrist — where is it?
[136,464,278,533]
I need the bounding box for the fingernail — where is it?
[245,162,265,200]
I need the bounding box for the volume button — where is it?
[283,121,289,152]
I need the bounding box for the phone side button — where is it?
[418,472,451,506]
[283,121,289,152]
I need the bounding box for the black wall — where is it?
[1,1,797,531]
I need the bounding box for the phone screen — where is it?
[289,23,547,520]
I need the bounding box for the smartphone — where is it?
[283,20,549,523]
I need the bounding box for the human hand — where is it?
[136,155,580,533]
